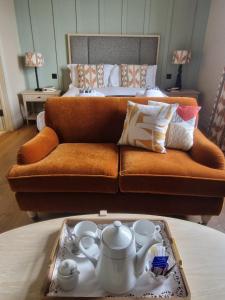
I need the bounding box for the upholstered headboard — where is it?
[67,34,160,65]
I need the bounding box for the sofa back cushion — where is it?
[45,97,198,143]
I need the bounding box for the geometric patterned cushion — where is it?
[118,101,178,153]
[77,64,104,88]
[148,101,201,151]
[120,64,148,88]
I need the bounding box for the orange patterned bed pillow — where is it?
[121,64,148,88]
[77,64,104,88]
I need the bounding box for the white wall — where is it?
[197,0,225,132]
[0,0,26,129]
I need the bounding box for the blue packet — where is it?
[152,256,169,268]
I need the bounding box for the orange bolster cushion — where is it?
[17,127,59,164]
[190,129,225,170]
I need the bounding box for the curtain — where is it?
[208,67,225,152]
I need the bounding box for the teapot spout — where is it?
[135,238,160,277]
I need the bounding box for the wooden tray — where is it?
[43,213,191,300]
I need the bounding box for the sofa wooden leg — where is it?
[27,211,39,221]
[201,215,212,225]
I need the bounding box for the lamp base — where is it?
[175,64,182,90]
[34,67,42,92]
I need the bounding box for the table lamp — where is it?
[25,52,44,91]
[172,50,191,90]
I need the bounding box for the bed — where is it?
[64,34,166,96]
[37,34,167,130]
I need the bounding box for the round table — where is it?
[0,213,225,300]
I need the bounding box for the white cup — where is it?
[71,221,99,252]
[132,220,161,246]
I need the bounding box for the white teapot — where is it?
[79,220,160,294]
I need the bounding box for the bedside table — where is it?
[163,89,200,100]
[21,89,61,124]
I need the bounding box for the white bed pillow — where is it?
[67,64,113,87]
[146,65,157,88]
[104,64,114,86]
[63,86,80,96]
[109,64,120,87]
[67,64,78,87]
[144,87,167,97]
[36,111,46,131]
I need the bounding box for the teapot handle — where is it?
[78,231,100,267]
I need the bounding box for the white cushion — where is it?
[118,101,178,153]
[148,100,201,151]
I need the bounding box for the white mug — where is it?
[132,220,161,246]
[71,221,99,253]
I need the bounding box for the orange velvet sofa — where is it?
[7,97,225,219]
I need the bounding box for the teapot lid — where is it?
[102,221,132,249]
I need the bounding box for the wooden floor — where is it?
[0,126,225,234]
[0,126,36,233]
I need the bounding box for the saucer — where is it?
[135,231,163,248]
[64,242,99,260]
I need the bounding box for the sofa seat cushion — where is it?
[119,146,225,197]
[8,143,118,193]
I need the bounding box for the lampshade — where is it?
[25,52,44,67]
[172,50,191,65]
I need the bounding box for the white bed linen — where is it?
[63,86,105,97]
[36,87,167,131]
[63,86,166,97]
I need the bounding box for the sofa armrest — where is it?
[190,129,224,169]
[17,127,59,164]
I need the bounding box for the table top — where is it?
[163,89,200,95]
[22,89,61,95]
[0,213,225,300]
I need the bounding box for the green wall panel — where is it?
[29,0,58,88]
[143,0,151,35]
[14,0,211,91]
[76,0,99,33]
[125,0,146,34]
[186,0,211,89]
[14,0,36,88]
[99,0,123,33]
[52,0,77,90]
[166,0,197,88]
[121,0,128,34]
[148,0,173,87]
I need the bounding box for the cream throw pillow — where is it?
[148,100,201,151]
[77,64,104,88]
[118,101,178,153]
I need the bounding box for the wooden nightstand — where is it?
[21,89,61,124]
[163,89,200,100]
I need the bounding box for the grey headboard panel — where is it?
[67,34,160,65]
